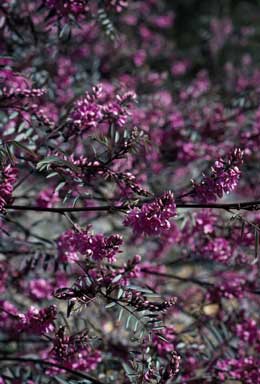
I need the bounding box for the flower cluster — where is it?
[57,228,123,262]
[67,85,103,134]
[36,187,59,208]
[0,0,260,382]
[0,164,17,212]
[124,191,177,236]
[0,69,46,104]
[28,279,53,300]
[0,300,19,333]
[67,85,136,136]
[43,0,89,16]
[192,148,244,202]
[43,0,128,17]
[202,237,232,263]
[207,273,248,301]
[49,327,101,372]
[195,210,217,234]
[217,356,260,383]
[152,326,176,356]
[18,306,57,335]
[105,0,128,13]
[236,318,260,345]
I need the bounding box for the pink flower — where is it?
[152,326,176,356]
[236,318,260,345]
[195,210,217,234]
[36,187,59,208]
[57,228,123,263]
[67,84,135,135]
[0,300,19,332]
[192,148,243,202]
[68,87,103,134]
[207,272,248,301]
[44,0,89,16]
[18,305,56,335]
[180,70,210,100]
[105,0,128,13]
[171,60,189,76]
[152,14,174,29]
[48,327,102,373]
[124,191,176,236]
[28,279,53,300]
[203,237,232,263]
[217,356,260,383]
[0,164,17,212]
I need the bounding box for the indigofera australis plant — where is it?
[0,0,260,383]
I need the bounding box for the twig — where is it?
[4,200,260,213]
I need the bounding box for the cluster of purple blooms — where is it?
[67,84,136,136]
[0,301,56,336]
[48,326,102,373]
[207,272,248,301]
[18,305,57,335]
[44,0,128,16]
[0,164,17,212]
[36,187,59,208]
[44,0,90,15]
[235,317,260,349]
[152,326,176,356]
[124,191,177,236]
[192,148,244,202]
[0,0,260,382]
[217,356,260,383]
[57,227,123,262]
[203,237,232,263]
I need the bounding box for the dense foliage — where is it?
[0,1,260,383]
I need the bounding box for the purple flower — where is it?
[207,272,247,301]
[195,210,217,234]
[203,237,232,263]
[18,305,57,335]
[152,326,176,356]
[44,0,89,16]
[57,228,123,263]
[67,85,135,135]
[102,100,130,127]
[28,279,53,300]
[0,69,46,102]
[192,148,243,202]
[180,70,210,100]
[217,356,260,383]
[68,88,103,134]
[236,318,260,344]
[36,187,59,208]
[0,164,17,212]
[0,300,19,332]
[105,0,128,13]
[49,327,101,373]
[124,191,176,236]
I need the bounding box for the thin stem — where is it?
[140,269,213,287]
[4,200,260,213]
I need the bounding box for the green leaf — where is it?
[55,181,66,193]
[59,23,71,41]
[126,314,133,329]
[112,274,122,284]
[8,140,38,159]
